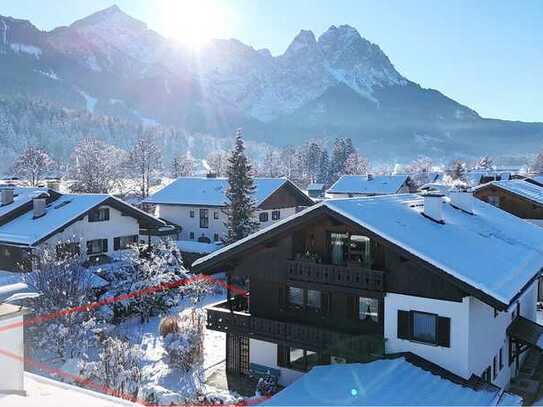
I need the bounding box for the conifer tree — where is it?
[224,130,258,243]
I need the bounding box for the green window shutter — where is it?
[437,316,451,347]
[397,310,410,339]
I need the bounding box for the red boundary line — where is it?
[0,274,269,406]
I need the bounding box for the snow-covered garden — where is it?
[22,242,242,405]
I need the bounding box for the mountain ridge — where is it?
[0,5,541,164]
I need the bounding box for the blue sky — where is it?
[1,0,541,122]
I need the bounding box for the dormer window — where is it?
[89,208,110,222]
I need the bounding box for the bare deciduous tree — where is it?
[12,146,54,186]
[129,132,161,198]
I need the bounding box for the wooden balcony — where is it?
[286,260,384,291]
[206,301,384,361]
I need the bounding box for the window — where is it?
[348,235,372,265]
[199,209,209,228]
[288,287,304,310]
[189,232,194,240]
[189,210,195,218]
[412,311,437,344]
[214,233,219,242]
[358,297,379,322]
[499,347,503,370]
[330,233,348,265]
[259,212,269,222]
[306,289,321,312]
[88,208,110,222]
[272,210,280,221]
[114,235,138,250]
[279,346,321,372]
[397,310,450,347]
[86,239,108,255]
[213,211,219,220]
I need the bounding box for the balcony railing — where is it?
[206,301,384,361]
[286,260,384,291]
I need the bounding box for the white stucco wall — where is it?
[41,205,140,258]
[385,281,538,388]
[157,205,298,242]
[249,339,303,387]
[384,293,471,379]
[468,280,537,388]
[0,313,24,393]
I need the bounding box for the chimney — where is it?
[422,192,445,223]
[449,189,474,214]
[367,174,374,181]
[1,188,14,206]
[32,191,49,219]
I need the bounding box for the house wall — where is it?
[42,204,140,258]
[0,313,24,394]
[468,280,537,388]
[249,338,303,386]
[157,205,298,242]
[474,186,543,220]
[384,293,471,379]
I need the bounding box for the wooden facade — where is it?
[474,185,543,220]
[204,210,471,373]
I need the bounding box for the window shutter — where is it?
[104,208,110,221]
[113,237,120,251]
[397,310,410,339]
[86,241,92,255]
[437,316,451,347]
[102,239,108,253]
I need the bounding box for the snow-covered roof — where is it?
[327,175,408,195]
[194,194,543,307]
[176,240,223,254]
[0,194,163,246]
[0,186,50,220]
[144,177,291,207]
[1,372,135,406]
[480,180,543,207]
[529,175,543,185]
[465,171,511,187]
[264,357,521,406]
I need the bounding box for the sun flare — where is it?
[162,0,227,49]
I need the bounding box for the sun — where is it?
[162,0,227,49]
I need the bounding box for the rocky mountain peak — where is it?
[69,5,144,31]
[283,29,321,60]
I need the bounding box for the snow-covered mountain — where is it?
[0,5,541,162]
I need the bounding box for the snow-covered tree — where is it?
[279,145,297,179]
[100,241,188,323]
[128,131,162,199]
[224,130,258,243]
[69,137,127,193]
[531,151,543,175]
[317,150,330,185]
[344,151,369,175]
[447,160,467,181]
[406,156,433,187]
[258,147,283,177]
[206,150,229,177]
[330,137,356,182]
[171,152,195,178]
[12,146,54,186]
[83,336,142,400]
[476,155,494,171]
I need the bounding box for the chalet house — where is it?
[465,170,512,187]
[473,180,543,227]
[193,192,543,391]
[326,175,411,198]
[0,188,165,272]
[143,177,314,243]
[306,183,326,199]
